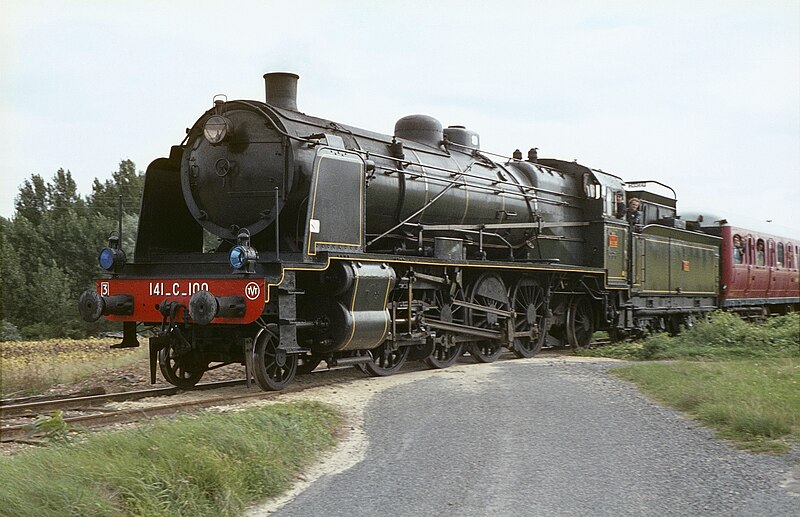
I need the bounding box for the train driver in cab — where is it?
[626,197,641,227]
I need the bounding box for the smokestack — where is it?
[263,72,299,111]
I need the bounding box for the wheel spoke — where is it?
[361,343,409,377]
[158,338,204,388]
[510,278,547,358]
[254,325,297,391]
[466,273,508,363]
[567,298,594,348]
[424,284,465,369]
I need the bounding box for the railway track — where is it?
[0,347,589,443]
[0,379,248,419]
[0,374,346,443]
[0,361,383,443]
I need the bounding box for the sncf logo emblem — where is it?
[245,282,261,301]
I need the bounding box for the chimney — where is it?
[263,72,299,111]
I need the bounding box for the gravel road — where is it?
[254,358,799,516]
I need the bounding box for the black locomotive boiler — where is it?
[79,72,725,390]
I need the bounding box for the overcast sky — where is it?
[2,0,798,237]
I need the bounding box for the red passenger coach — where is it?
[714,224,799,315]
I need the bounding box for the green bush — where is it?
[1,320,22,342]
[637,332,672,359]
[582,311,799,361]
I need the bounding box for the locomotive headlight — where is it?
[229,246,246,269]
[229,245,257,270]
[203,115,231,144]
[99,247,126,271]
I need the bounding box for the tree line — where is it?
[1,160,144,340]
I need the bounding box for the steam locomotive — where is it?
[79,73,800,390]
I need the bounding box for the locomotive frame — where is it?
[79,72,799,391]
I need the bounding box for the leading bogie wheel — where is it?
[254,324,297,391]
[158,340,205,388]
[360,342,410,377]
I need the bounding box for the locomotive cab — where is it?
[623,180,679,228]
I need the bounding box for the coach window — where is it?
[777,242,784,268]
[732,234,744,264]
[756,239,766,266]
[745,236,754,265]
[768,239,776,267]
[786,243,794,269]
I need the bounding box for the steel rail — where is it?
[1,388,285,443]
[0,379,246,419]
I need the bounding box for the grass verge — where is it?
[0,339,146,397]
[613,358,800,453]
[578,312,800,453]
[612,359,800,453]
[0,401,342,517]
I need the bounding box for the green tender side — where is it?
[634,225,720,296]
